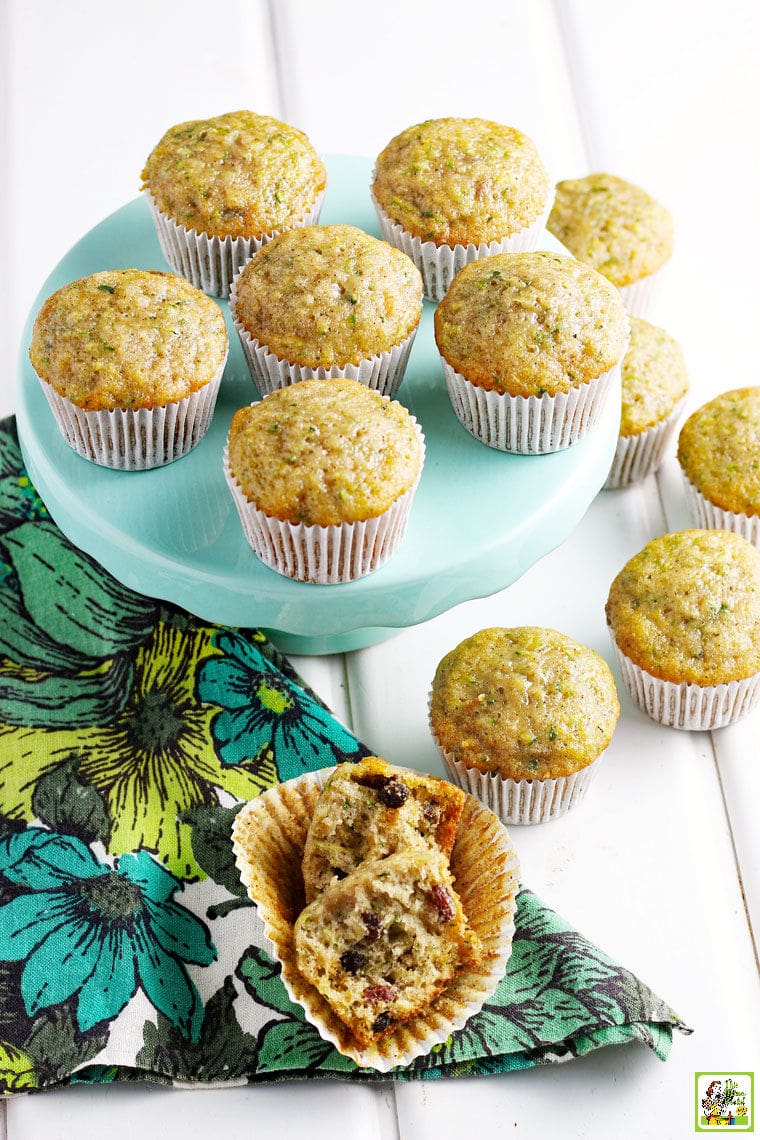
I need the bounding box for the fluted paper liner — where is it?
[229,271,418,398]
[681,470,760,548]
[223,413,424,583]
[617,264,667,320]
[429,723,603,825]
[37,352,226,470]
[609,631,760,730]
[145,189,325,299]
[605,398,686,489]
[371,188,553,303]
[231,768,520,1072]
[442,357,622,454]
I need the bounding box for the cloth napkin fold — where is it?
[0,417,688,1093]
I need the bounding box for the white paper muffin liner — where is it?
[231,767,520,1072]
[144,189,325,299]
[609,632,760,730]
[604,397,686,489]
[617,263,666,319]
[229,272,418,398]
[371,188,553,303]
[441,357,622,454]
[680,470,760,548]
[223,415,424,583]
[38,354,226,470]
[429,723,603,825]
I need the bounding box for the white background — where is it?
[2,2,759,1137]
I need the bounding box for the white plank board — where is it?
[8,1082,397,1140]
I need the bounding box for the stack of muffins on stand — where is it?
[28,107,760,838]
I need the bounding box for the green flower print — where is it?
[197,632,362,781]
[0,828,215,1041]
[0,618,275,879]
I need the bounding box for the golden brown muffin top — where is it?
[29,269,228,411]
[434,251,629,396]
[430,626,619,782]
[232,225,423,368]
[227,377,423,526]
[141,110,326,239]
[619,317,688,436]
[606,529,760,685]
[547,173,673,286]
[372,117,549,247]
[678,388,760,515]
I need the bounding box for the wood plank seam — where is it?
[548,0,598,169]
[266,0,299,124]
[709,733,760,973]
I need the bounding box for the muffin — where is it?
[434,250,630,452]
[224,376,425,583]
[605,317,689,488]
[29,269,228,469]
[547,173,673,317]
[606,529,760,729]
[372,117,551,301]
[294,850,481,1048]
[429,627,620,824]
[677,388,760,546]
[301,756,465,902]
[231,768,520,1070]
[141,110,326,297]
[230,224,423,398]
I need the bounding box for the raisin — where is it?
[362,912,383,940]
[364,983,398,1004]
[372,1011,394,1034]
[378,777,410,808]
[422,799,439,822]
[339,949,366,974]
[430,884,456,923]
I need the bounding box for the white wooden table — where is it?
[2,2,759,1137]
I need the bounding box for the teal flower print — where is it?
[0,828,215,1041]
[197,632,362,780]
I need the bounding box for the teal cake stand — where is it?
[16,156,619,655]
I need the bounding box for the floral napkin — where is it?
[0,417,689,1093]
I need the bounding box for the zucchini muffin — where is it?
[230,224,423,397]
[301,756,465,902]
[141,110,326,297]
[224,376,425,582]
[606,529,760,728]
[605,317,689,488]
[372,117,551,301]
[677,388,760,546]
[29,269,228,469]
[434,250,630,452]
[295,850,481,1049]
[547,173,673,317]
[429,626,620,824]
[231,768,520,1069]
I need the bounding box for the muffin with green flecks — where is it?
[606,528,760,728]
[429,626,620,824]
[372,117,551,301]
[677,388,760,547]
[547,172,673,317]
[224,376,425,583]
[434,250,629,453]
[229,224,423,398]
[605,317,689,488]
[29,268,228,469]
[141,110,326,297]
